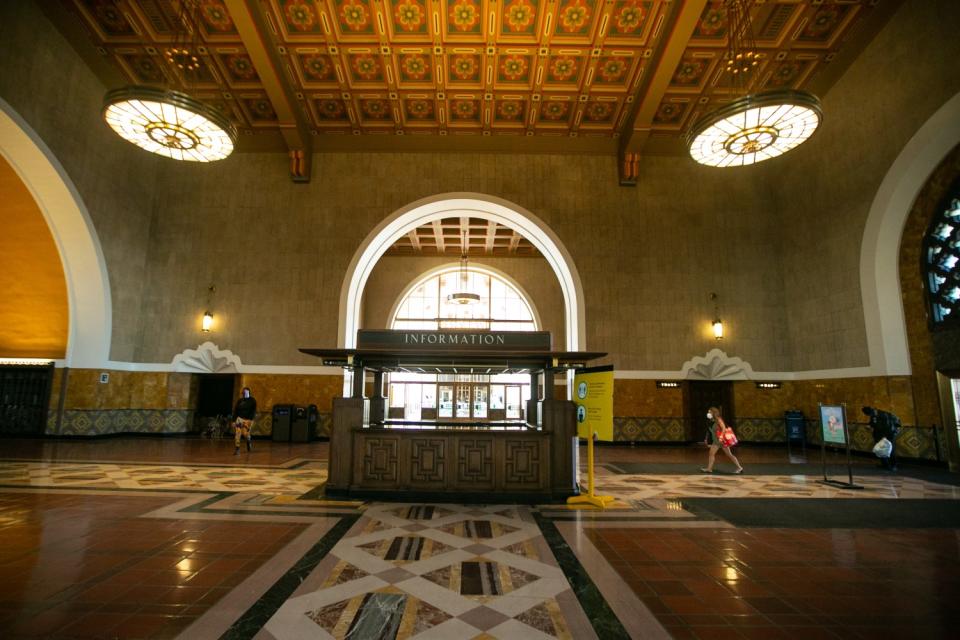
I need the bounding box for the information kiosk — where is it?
[301,330,605,502]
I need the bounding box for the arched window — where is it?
[391,267,538,332]
[386,267,537,421]
[924,179,960,326]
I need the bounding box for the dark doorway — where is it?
[685,381,734,441]
[0,364,54,436]
[196,374,236,420]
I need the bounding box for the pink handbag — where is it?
[717,425,738,448]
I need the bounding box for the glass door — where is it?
[455,385,471,418]
[505,385,522,419]
[473,385,488,419]
[404,383,422,420]
[438,385,454,418]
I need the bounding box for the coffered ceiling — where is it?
[384,217,540,256]
[48,0,900,177]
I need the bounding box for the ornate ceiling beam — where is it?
[509,231,522,254]
[460,216,470,254]
[223,0,313,182]
[618,0,708,180]
[407,230,421,252]
[432,220,445,253]
[485,220,496,254]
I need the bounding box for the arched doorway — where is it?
[0,98,111,367]
[337,194,585,353]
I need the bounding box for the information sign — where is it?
[574,365,614,441]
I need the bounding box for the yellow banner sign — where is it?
[574,366,614,442]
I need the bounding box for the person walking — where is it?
[233,387,257,455]
[701,406,743,474]
[862,406,901,471]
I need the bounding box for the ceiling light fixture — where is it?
[447,231,480,305]
[686,0,822,167]
[101,1,236,161]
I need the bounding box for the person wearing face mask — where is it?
[232,386,257,455]
[701,406,743,474]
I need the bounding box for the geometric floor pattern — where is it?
[0,459,328,493]
[257,503,594,639]
[3,441,960,639]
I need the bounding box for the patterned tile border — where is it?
[46,409,194,436]
[612,417,948,462]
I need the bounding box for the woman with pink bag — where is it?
[701,406,744,474]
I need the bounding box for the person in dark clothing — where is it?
[233,387,257,455]
[862,406,901,470]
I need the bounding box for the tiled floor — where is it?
[0,439,958,639]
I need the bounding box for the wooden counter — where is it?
[325,397,577,502]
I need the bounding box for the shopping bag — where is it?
[717,425,738,448]
[872,437,892,458]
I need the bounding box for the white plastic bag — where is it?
[872,437,892,458]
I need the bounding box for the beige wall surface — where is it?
[0,1,158,362]
[362,256,565,345]
[772,0,960,371]
[138,152,786,370]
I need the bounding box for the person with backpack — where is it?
[862,406,901,471]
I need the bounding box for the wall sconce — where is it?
[202,285,215,332]
[710,292,723,341]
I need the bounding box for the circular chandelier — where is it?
[103,86,237,162]
[686,89,822,167]
[447,231,480,305]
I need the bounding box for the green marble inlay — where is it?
[532,512,630,639]
[220,513,360,639]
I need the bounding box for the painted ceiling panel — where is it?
[60,0,895,149]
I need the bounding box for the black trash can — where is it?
[291,405,311,443]
[272,404,293,442]
[784,410,805,456]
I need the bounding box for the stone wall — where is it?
[139,152,786,371]
[774,0,960,371]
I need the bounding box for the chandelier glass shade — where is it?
[447,232,480,305]
[103,86,237,162]
[686,89,822,167]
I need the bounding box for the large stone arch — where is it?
[0,98,112,367]
[338,194,585,352]
[861,91,960,375]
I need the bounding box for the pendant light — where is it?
[447,231,480,305]
[102,0,236,161]
[686,0,821,167]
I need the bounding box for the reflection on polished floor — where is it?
[1,439,959,639]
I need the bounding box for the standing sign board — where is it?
[574,365,614,442]
[818,403,863,490]
[819,405,847,445]
[568,365,615,509]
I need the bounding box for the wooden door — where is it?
[685,381,734,442]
